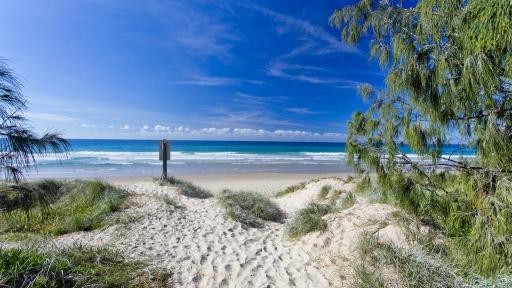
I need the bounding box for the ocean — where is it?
[27,139,475,178]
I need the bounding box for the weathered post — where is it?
[159,139,170,180]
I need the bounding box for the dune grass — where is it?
[156,176,212,199]
[340,191,356,209]
[356,172,512,277]
[219,190,284,228]
[275,181,308,198]
[0,244,170,288]
[351,231,512,288]
[0,180,128,236]
[286,203,333,239]
[317,185,332,200]
[157,194,177,208]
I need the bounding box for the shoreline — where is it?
[28,172,354,194]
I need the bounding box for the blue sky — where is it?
[0,0,384,142]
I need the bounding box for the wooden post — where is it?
[159,139,170,180]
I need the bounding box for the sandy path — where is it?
[54,181,334,287]
[43,175,401,288]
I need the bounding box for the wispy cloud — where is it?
[81,123,96,128]
[266,61,357,84]
[234,92,285,106]
[26,112,80,122]
[175,75,263,86]
[248,4,357,55]
[148,1,239,59]
[246,4,363,85]
[285,107,325,114]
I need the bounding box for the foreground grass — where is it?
[0,245,170,288]
[0,180,128,236]
[219,190,284,228]
[156,177,212,199]
[352,231,512,288]
[286,203,333,239]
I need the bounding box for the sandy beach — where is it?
[32,172,405,287]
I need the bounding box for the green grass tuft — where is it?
[317,185,332,200]
[219,190,284,228]
[275,181,308,197]
[0,244,171,287]
[351,229,512,287]
[158,194,177,207]
[156,176,212,199]
[286,203,332,239]
[340,191,356,209]
[0,180,128,236]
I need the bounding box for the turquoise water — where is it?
[28,139,475,178]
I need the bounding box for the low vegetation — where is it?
[327,189,343,206]
[317,185,332,200]
[0,244,170,288]
[339,191,356,210]
[351,231,512,288]
[219,190,284,228]
[156,176,212,199]
[157,194,177,208]
[286,203,333,239]
[0,180,128,236]
[355,173,512,277]
[274,181,308,198]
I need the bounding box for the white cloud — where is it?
[200,127,231,134]
[322,132,343,138]
[81,123,96,128]
[121,124,131,130]
[132,124,344,141]
[174,126,190,133]
[154,124,170,133]
[233,128,269,136]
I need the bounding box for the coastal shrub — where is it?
[0,180,128,235]
[317,185,332,200]
[0,245,170,288]
[157,176,212,199]
[286,203,332,239]
[219,190,284,228]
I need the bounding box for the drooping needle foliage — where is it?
[0,60,70,183]
[331,0,512,276]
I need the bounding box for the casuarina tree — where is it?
[331,0,512,276]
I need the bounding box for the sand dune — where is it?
[48,175,402,287]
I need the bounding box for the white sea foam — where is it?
[34,150,474,168]
[34,151,348,166]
